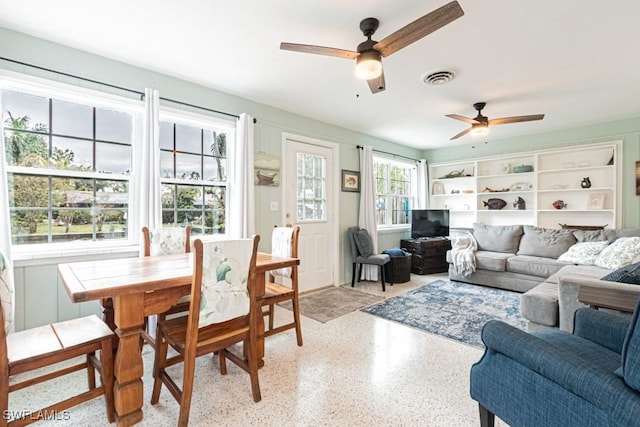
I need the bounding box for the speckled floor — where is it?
[10,273,509,426]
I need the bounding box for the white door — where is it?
[283,134,338,292]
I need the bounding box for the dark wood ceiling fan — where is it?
[447,102,545,140]
[280,1,464,94]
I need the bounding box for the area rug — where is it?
[279,286,383,323]
[361,280,527,348]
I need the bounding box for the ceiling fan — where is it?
[280,1,464,94]
[446,102,545,140]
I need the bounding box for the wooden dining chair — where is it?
[0,248,115,426]
[140,225,191,349]
[151,236,262,426]
[261,225,302,346]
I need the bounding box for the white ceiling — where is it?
[1,0,639,150]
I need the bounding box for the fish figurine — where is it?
[483,198,507,210]
[552,200,568,210]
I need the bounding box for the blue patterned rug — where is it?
[361,280,527,348]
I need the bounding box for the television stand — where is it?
[401,238,451,275]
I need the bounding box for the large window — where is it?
[374,157,416,227]
[159,113,234,236]
[2,88,135,245]
[1,77,237,250]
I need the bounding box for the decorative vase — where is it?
[580,177,592,188]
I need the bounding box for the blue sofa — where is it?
[470,300,640,426]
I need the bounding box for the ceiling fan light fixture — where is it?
[470,123,489,137]
[355,50,382,80]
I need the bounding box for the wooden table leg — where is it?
[113,293,145,426]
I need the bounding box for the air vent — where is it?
[423,70,456,86]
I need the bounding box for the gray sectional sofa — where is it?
[446,223,640,331]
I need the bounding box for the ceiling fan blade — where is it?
[488,114,545,126]
[445,114,479,125]
[280,42,358,59]
[367,70,386,94]
[374,1,464,57]
[450,127,472,140]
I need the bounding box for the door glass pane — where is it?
[296,153,326,221]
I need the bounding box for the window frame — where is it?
[373,155,417,230]
[1,73,143,257]
[158,107,236,239]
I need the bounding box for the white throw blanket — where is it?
[451,232,478,277]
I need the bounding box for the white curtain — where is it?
[358,145,378,280]
[135,88,162,256]
[416,159,428,209]
[230,113,255,238]
[0,94,16,333]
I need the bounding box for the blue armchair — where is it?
[470,299,640,427]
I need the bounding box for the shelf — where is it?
[478,209,533,213]
[538,209,614,213]
[538,165,614,174]
[429,141,620,229]
[538,187,613,193]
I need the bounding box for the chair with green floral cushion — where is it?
[140,225,191,349]
[151,236,261,426]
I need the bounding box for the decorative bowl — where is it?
[513,164,533,173]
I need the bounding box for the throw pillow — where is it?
[601,261,640,285]
[472,223,523,253]
[354,229,373,257]
[595,237,640,270]
[517,225,577,259]
[573,229,608,243]
[557,241,609,265]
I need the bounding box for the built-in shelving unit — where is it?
[428,141,621,229]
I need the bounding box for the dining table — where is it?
[57,250,299,427]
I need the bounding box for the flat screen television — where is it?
[410,209,450,239]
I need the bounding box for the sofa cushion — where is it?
[354,229,373,257]
[521,281,559,326]
[605,228,640,242]
[557,241,609,265]
[573,229,608,242]
[595,237,640,270]
[517,225,577,259]
[601,261,640,285]
[474,251,512,272]
[620,299,640,392]
[507,255,570,278]
[472,223,523,253]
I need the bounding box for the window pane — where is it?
[52,99,93,138]
[8,173,48,207]
[175,152,202,180]
[3,129,48,166]
[96,108,132,144]
[159,121,174,150]
[204,156,226,181]
[160,150,174,178]
[96,142,131,175]
[2,90,49,132]
[175,124,201,154]
[52,136,93,171]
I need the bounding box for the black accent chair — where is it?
[347,226,392,291]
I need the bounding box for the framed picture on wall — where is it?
[341,170,360,192]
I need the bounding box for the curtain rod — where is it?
[0,56,244,121]
[356,145,421,163]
